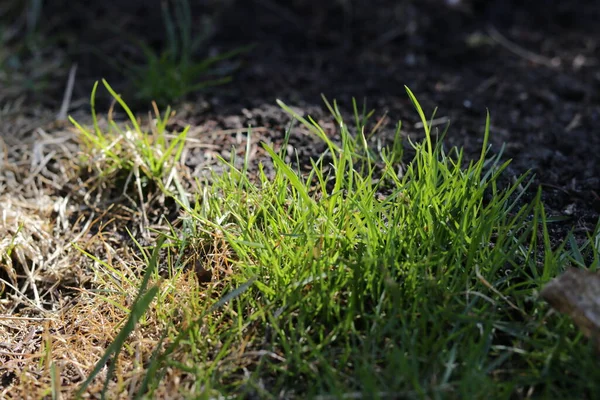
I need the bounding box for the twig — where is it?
[414,116,449,130]
[487,25,560,68]
[475,265,525,316]
[565,113,581,132]
[0,315,56,321]
[57,64,78,121]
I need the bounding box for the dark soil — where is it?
[18,0,600,239]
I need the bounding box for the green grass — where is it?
[74,85,600,399]
[71,79,188,182]
[120,0,249,107]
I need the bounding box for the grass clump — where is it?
[71,79,188,182]
[68,79,189,229]
[73,88,600,398]
[121,0,248,107]
[58,85,600,398]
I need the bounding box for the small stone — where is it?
[563,203,575,216]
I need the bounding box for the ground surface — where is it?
[2,0,600,397]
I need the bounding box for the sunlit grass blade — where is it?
[76,236,165,398]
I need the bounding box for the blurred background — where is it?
[2,0,599,107]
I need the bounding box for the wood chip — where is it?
[540,268,600,349]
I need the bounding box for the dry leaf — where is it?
[540,267,600,348]
[194,259,213,284]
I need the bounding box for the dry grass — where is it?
[0,104,225,398]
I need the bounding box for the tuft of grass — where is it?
[69,79,189,215]
[120,0,250,107]
[71,88,600,398]
[71,79,188,180]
